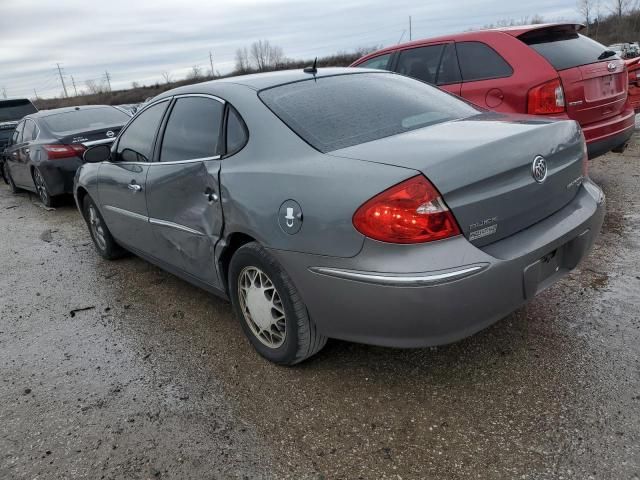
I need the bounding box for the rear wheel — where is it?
[229,242,327,365]
[32,167,55,208]
[5,165,21,194]
[82,196,125,260]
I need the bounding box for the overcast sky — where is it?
[0,0,579,99]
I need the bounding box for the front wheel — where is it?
[228,242,327,365]
[82,196,125,260]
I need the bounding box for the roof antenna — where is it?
[303,57,318,74]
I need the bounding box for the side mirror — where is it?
[83,144,111,163]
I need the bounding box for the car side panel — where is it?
[217,89,418,259]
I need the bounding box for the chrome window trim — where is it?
[83,138,115,147]
[149,218,204,236]
[308,264,488,287]
[103,205,149,223]
[173,93,226,104]
[150,155,221,166]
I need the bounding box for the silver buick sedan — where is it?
[75,68,605,365]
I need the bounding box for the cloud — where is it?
[0,0,578,99]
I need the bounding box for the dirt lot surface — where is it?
[1,134,639,480]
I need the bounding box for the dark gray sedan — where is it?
[4,105,130,206]
[75,68,605,365]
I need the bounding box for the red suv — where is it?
[626,57,640,113]
[351,23,635,159]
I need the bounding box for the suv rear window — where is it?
[43,107,130,135]
[520,30,612,70]
[0,99,37,122]
[259,73,478,153]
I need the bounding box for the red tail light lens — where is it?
[527,78,566,115]
[353,175,461,244]
[43,144,86,160]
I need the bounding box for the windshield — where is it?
[520,30,616,70]
[0,99,37,122]
[259,73,479,153]
[42,107,130,135]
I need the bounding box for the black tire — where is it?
[228,242,327,365]
[32,167,56,208]
[5,165,21,194]
[82,195,125,260]
[0,161,8,185]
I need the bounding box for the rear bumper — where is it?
[270,180,605,348]
[38,157,83,196]
[581,104,635,159]
[586,126,634,160]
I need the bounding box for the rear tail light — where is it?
[352,175,461,244]
[527,78,566,115]
[43,144,86,160]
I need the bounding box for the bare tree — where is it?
[235,47,250,73]
[161,71,173,84]
[131,81,140,89]
[577,0,594,29]
[249,40,284,71]
[85,79,103,94]
[187,65,202,80]
[610,0,631,18]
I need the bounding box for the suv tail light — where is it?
[527,78,566,115]
[43,144,86,160]
[353,175,461,244]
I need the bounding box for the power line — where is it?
[56,63,69,98]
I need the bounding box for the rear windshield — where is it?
[42,107,130,135]
[0,99,37,122]
[259,73,479,153]
[520,30,615,70]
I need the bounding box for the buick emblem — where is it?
[531,156,548,183]
[106,130,115,138]
[607,62,616,72]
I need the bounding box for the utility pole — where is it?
[209,51,214,77]
[56,63,69,97]
[409,16,412,41]
[104,70,112,91]
[71,76,78,96]
[1,87,7,99]
[33,89,38,99]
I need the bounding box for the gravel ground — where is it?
[0,134,639,480]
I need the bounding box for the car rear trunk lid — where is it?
[329,114,586,247]
[59,126,122,146]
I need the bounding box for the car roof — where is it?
[353,23,585,64]
[28,105,117,119]
[156,68,382,97]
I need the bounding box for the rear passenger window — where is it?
[22,120,36,142]
[456,42,513,82]
[11,121,24,144]
[160,96,224,162]
[396,45,445,84]
[225,106,248,156]
[357,54,392,70]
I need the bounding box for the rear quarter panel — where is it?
[217,86,418,258]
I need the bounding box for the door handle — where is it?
[204,187,218,202]
[128,183,142,192]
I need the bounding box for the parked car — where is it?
[76,68,605,365]
[352,23,635,159]
[627,43,639,58]
[626,57,640,112]
[0,98,38,183]
[4,105,130,206]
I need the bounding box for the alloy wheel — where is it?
[33,169,49,205]
[88,205,107,251]
[238,266,287,348]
